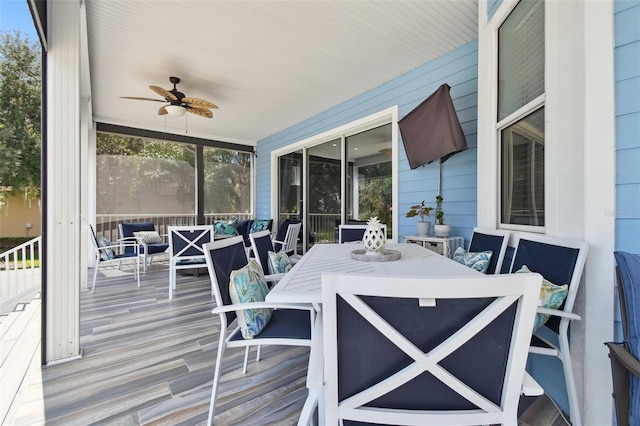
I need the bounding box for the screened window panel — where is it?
[498,0,545,121]
[203,148,251,215]
[500,107,545,226]
[96,137,196,215]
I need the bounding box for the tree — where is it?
[0,30,41,200]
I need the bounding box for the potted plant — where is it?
[434,195,451,237]
[406,200,433,236]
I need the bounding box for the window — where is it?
[498,0,545,227]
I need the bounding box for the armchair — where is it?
[509,233,588,426]
[88,225,140,293]
[203,236,315,424]
[119,222,169,272]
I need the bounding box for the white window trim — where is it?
[479,1,616,424]
[270,106,399,242]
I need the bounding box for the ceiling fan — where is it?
[121,76,218,118]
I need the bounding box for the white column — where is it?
[45,0,82,363]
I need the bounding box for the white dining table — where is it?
[266,242,542,425]
[266,242,480,306]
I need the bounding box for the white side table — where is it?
[402,235,464,259]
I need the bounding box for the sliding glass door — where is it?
[276,122,393,251]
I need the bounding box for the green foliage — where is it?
[435,195,444,225]
[0,30,41,201]
[358,163,392,229]
[406,200,433,222]
[96,133,251,215]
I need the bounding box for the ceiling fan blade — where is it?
[149,85,178,101]
[121,96,165,102]
[186,106,213,118]
[158,106,168,115]
[182,97,218,109]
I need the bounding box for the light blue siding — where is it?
[256,40,479,244]
[615,1,640,345]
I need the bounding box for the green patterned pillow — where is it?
[515,265,569,332]
[97,236,114,260]
[133,230,162,244]
[267,250,292,274]
[215,219,238,236]
[229,259,272,339]
[453,247,493,273]
[250,219,271,234]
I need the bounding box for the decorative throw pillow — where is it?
[250,219,271,234]
[97,236,114,260]
[214,219,238,236]
[453,247,493,273]
[267,250,292,274]
[229,259,272,339]
[515,265,569,332]
[133,230,163,244]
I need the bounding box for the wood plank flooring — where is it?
[3,259,572,426]
[7,261,309,425]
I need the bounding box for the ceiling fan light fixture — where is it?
[165,105,186,116]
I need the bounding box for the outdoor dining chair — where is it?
[338,224,387,244]
[468,227,510,274]
[607,251,640,426]
[273,220,303,261]
[167,225,214,299]
[509,233,588,426]
[249,229,290,281]
[321,272,541,425]
[88,225,140,293]
[203,236,315,425]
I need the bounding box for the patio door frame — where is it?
[270,106,399,249]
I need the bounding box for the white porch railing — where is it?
[95,213,253,241]
[0,236,41,315]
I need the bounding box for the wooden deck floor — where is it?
[4,261,309,425]
[2,259,570,425]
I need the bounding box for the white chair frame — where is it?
[118,222,169,272]
[168,225,214,299]
[469,227,510,274]
[89,226,140,293]
[508,233,588,426]
[274,221,302,260]
[203,236,316,425]
[321,272,541,426]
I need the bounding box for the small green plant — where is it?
[405,200,433,222]
[435,195,444,225]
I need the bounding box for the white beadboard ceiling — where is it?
[86,1,478,146]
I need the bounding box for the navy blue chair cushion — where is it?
[469,232,505,274]
[229,308,311,342]
[340,227,366,243]
[510,239,580,333]
[207,240,249,324]
[335,295,516,421]
[236,219,252,246]
[614,251,640,425]
[120,222,169,255]
[252,234,275,274]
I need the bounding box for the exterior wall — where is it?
[479,0,616,423]
[0,193,41,238]
[256,40,479,244]
[615,2,640,253]
[614,1,640,342]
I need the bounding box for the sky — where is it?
[0,0,38,42]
